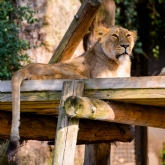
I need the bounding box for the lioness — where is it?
[7,26,137,161]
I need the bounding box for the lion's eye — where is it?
[127,34,131,37]
[98,32,103,36]
[112,34,118,38]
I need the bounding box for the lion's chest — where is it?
[116,59,131,77]
[90,58,131,78]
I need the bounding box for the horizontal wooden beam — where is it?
[1,76,165,109]
[49,0,101,63]
[2,76,165,92]
[0,111,134,143]
[64,96,165,128]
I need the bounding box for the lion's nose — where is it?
[120,44,129,49]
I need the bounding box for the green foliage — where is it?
[114,0,165,59]
[115,0,144,56]
[0,1,37,80]
[148,0,165,58]
[161,145,165,165]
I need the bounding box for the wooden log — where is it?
[48,0,101,63]
[64,96,165,128]
[52,81,84,165]
[0,110,134,143]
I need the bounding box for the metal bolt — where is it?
[74,14,79,20]
[91,106,96,113]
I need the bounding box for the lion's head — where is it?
[95,26,137,63]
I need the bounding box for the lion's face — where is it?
[96,26,137,63]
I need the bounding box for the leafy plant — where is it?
[161,143,165,165]
[0,1,37,80]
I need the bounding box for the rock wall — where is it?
[17,0,82,63]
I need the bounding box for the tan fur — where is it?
[7,26,137,160]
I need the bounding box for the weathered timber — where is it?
[1,76,165,111]
[84,143,111,165]
[0,110,134,143]
[49,0,101,63]
[52,81,84,165]
[135,126,148,165]
[64,96,165,128]
[2,76,165,92]
[2,89,165,107]
[0,101,59,115]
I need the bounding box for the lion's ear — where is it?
[130,30,137,41]
[94,27,110,39]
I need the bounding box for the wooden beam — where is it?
[135,126,148,165]
[2,76,165,93]
[1,76,165,110]
[53,81,84,165]
[64,96,165,128]
[0,111,134,143]
[84,143,111,165]
[48,0,101,63]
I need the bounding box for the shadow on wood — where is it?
[0,110,134,143]
[65,96,165,128]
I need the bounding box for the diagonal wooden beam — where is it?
[49,0,101,63]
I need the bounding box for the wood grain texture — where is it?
[2,76,165,92]
[53,81,84,165]
[65,96,165,128]
[49,0,101,63]
[84,143,111,165]
[0,110,134,143]
[1,76,165,115]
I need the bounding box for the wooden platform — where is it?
[1,76,165,115]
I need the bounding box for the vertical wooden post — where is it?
[52,81,84,165]
[135,126,148,165]
[84,143,111,165]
